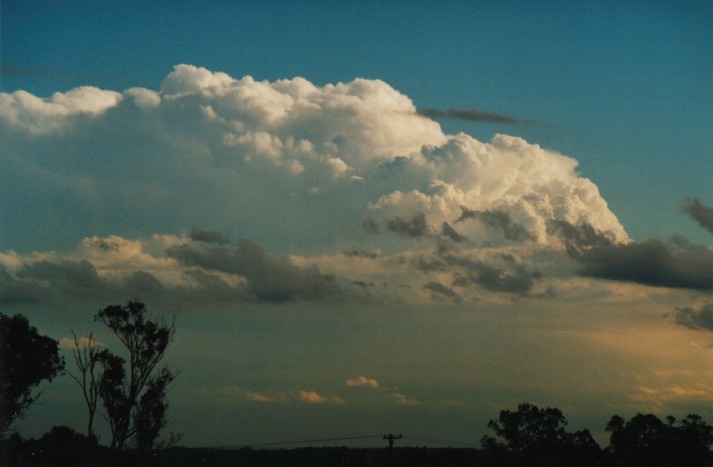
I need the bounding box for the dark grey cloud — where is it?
[18,259,111,299]
[441,222,467,243]
[547,220,617,249]
[166,239,342,303]
[450,260,543,295]
[190,228,231,245]
[14,260,175,302]
[423,281,459,300]
[0,64,33,78]
[0,266,47,304]
[418,108,521,124]
[179,269,242,301]
[4,255,237,305]
[571,239,713,290]
[456,207,533,242]
[386,212,430,238]
[362,218,380,234]
[675,303,713,331]
[416,254,543,296]
[89,238,121,252]
[0,63,95,83]
[124,271,166,297]
[416,257,447,273]
[343,249,378,259]
[682,198,713,236]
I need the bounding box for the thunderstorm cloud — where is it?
[0,64,647,306]
[1,64,628,256]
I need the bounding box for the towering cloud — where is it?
[0,64,628,255]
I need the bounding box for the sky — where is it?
[1,0,713,449]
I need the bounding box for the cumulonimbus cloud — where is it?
[0,64,628,255]
[1,65,648,304]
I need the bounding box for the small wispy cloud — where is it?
[682,198,713,236]
[190,228,231,245]
[628,384,713,413]
[345,376,380,388]
[392,393,420,405]
[59,335,103,350]
[0,64,33,78]
[299,390,346,405]
[243,390,283,403]
[423,281,460,301]
[418,107,523,124]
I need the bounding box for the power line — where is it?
[402,435,480,448]
[219,433,480,449]
[245,434,383,448]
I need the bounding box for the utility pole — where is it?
[383,433,402,449]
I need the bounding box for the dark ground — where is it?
[3,442,711,467]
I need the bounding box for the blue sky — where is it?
[2,0,713,449]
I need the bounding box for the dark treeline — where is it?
[1,308,712,466]
[2,405,712,466]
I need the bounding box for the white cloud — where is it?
[242,390,287,403]
[369,133,628,246]
[299,390,346,405]
[209,386,290,403]
[392,393,419,405]
[0,86,122,134]
[125,87,161,110]
[346,376,380,388]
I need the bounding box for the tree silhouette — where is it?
[93,301,176,450]
[133,366,174,450]
[66,331,102,438]
[606,412,713,466]
[481,402,600,463]
[0,313,64,437]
